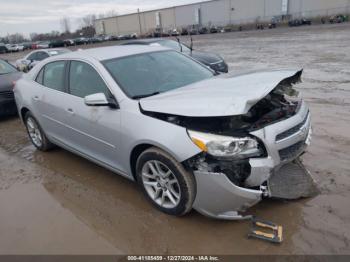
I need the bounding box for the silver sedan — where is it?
[14,45,314,220]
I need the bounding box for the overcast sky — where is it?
[0,0,205,37]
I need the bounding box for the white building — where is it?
[95,0,350,36]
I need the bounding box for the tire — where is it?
[136,147,196,216]
[24,112,54,151]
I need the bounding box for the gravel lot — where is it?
[0,23,350,255]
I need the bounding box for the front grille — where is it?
[276,112,309,141]
[279,141,306,161]
[0,91,14,100]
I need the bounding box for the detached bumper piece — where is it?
[268,160,318,200]
[248,217,283,244]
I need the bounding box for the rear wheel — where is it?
[136,147,196,216]
[24,112,54,151]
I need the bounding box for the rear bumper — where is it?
[192,101,314,220]
[0,99,17,117]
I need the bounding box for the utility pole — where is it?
[137,8,142,36]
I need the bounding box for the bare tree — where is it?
[60,17,71,34]
[81,14,96,27]
[30,33,38,41]
[97,10,117,19]
[106,10,117,18]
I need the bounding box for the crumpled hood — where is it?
[140,70,302,117]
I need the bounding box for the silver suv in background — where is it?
[14,46,314,220]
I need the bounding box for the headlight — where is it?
[188,130,262,159]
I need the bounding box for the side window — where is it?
[69,61,110,98]
[43,61,66,92]
[36,68,44,84]
[27,52,37,61]
[37,52,49,61]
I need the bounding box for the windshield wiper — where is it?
[132,92,161,99]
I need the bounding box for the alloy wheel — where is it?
[141,160,181,209]
[26,117,43,148]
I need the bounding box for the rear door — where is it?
[34,60,73,143]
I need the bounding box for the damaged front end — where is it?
[141,70,317,220]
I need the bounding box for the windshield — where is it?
[155,40,191,52]
[0,60,17,75]
[103,50,213,99]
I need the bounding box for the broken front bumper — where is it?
[246,100,312,187]
[192,101,315,220]
[193,159,316,220]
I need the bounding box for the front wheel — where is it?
[136,147,196,216]
[24,112,54,151]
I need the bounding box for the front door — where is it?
[62,60,123,172]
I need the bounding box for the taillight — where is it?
[12,81,16,90]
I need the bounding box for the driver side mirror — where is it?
[84,93,119,109]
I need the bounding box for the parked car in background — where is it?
[109,35,119,41]
[37,41,50,49]
[88,36,104,44]
[329,14,348,23]
[15,48,71,72]
[152,29,170,38]
[63,39,75,46]
[103,35,112,41]
[301,18,312,25]
[5,44,24,52]
[117,34,130,40]
[268,16,280,29]
[189,28,198,35]
[0,43,8,54]
[14,46,313,220]
[74,37,89,45]
[31,42,39,49]
[289,18,312,27]
[122,39,229,73]
[117,33,138,40]
[210,26,219,33]
[0,59,22,117]
[20,42,32,50]
[49,39,65,48]
[181,28,188,35]
[289,19,301,26]
[199,27,209,34]
[130,33,138,39]
[169,29,180,36]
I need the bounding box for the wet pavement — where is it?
[1,23,350,254]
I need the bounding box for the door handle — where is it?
[67,108,74,114]
[33,95,39,101]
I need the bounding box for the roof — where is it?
[95,0,213,21]
[55,45,170,61]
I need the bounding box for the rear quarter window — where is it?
[39,61,66,92]
[35,68,44,84]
